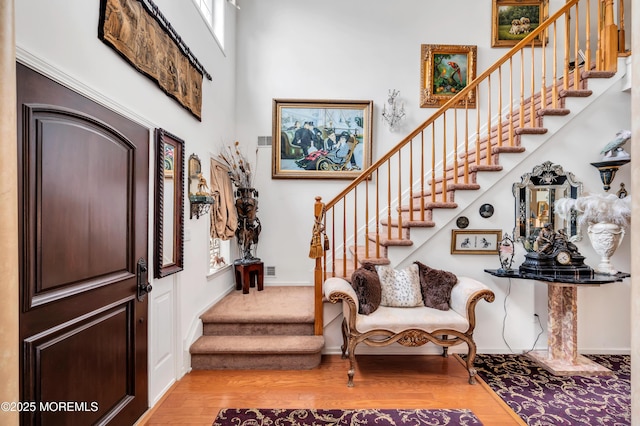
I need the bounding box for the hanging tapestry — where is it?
[98,0,212,120]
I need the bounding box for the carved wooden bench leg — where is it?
[441,335,449,357]
[346,339,358,387]
[340,318,348,359]
[465,338,478,385]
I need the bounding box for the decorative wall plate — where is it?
[479,203,494,218]
[456,216,469,229]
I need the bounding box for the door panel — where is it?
[23,302,133,425]
[18,63,149,425]
[25,105,133,306]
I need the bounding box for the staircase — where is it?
[321,64,622,278]
[190,286,324,370]
[309,0,630,335]
[368,68,617,264]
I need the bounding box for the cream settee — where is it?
[324,275,495,387]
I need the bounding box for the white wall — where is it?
[236,0,632,354]
[15,0,239,405]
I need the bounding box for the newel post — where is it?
[601,0,619,71]
[309,196,326,335]
[617,0,626,54]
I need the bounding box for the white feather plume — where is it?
[554,193,631,229]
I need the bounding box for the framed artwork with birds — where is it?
[420,44,477,108]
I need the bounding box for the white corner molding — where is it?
[621,56,632,93]
[16,45,156,129]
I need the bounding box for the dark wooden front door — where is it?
[17,63,150,425]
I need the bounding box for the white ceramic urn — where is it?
[587,222,625,275]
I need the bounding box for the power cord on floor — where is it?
[501,277,544,354]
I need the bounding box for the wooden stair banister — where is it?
[312,0,626,335]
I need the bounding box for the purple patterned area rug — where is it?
[213,408,483,425]
[472,354,630,425]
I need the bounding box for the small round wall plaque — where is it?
[479,203,494,218]
[456,216,469,229]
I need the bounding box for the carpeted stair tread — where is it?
[560,89,593,98]
[367,232,413,247]
[538,107,570,116]
[401,200,458,211]
[380,217,436,228]
[200,286,314,324]
[190,335,325,355]
[582,70,616,79]
[514,127,548,135]
[349,246,391,266]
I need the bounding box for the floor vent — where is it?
[258,136,272,146]
[265,266,276,277]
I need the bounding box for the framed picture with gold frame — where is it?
[451,229,502,255]
[491,0,549,47]
[420,44,477,109]
[272,99,373,179]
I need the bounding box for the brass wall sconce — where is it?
[590,159,630,191]
[188,153,215,219]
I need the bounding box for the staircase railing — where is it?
[311,0,628,335]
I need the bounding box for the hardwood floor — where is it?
[139,354,524,425]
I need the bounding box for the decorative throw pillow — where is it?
[350,267,382,315]
[375,264,423,307]
[414,261,458,311]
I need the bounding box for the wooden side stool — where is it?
[234,261,264,294]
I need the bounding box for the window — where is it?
[209,236,231,272]
[192,0,226,49]
[193,0,213,26]
[208,157,237,274]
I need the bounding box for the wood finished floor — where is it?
[140,354,524,425]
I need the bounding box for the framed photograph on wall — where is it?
[272,99,373,179]
[420,44,477,109]
[451,229,502,254]
[491,0,549,47]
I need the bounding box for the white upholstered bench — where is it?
[324,275,495,387]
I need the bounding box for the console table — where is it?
[485,269,628,376]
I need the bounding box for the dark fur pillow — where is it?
[414,261,458,310]
[350,267,382,315]
[360,262,377,272]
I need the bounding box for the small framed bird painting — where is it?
[420,44,477,109]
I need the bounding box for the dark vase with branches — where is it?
[234,187,261,263]
[219,142,261,264]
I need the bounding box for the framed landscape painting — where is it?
[272,99,373,179]
[492,0,549,47]
[420,44,477,109]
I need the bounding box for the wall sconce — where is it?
[189,194,215,219]
[381,89,405,132]
[188,153,215,219]
[590,159,630,191]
